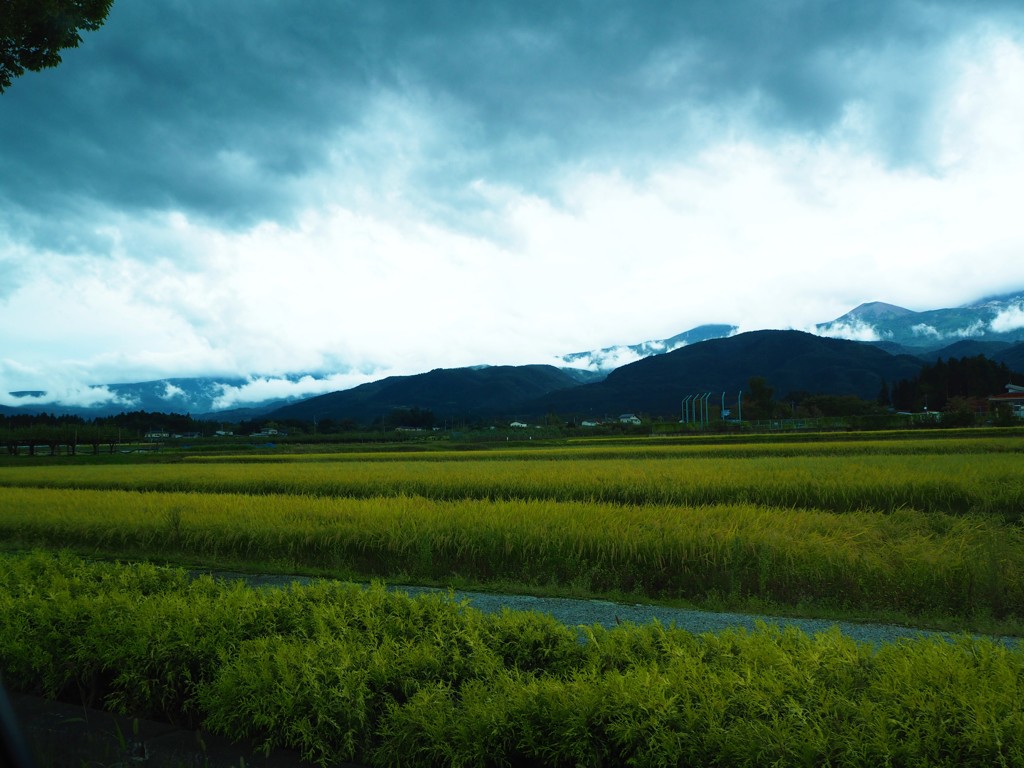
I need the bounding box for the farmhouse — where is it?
[619,414,642,425]
[988,383,1024,417]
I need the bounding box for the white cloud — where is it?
[210,373,395,410]
[953,320,987,338]
[991,304,1024,332]
[818,320,882,343]
[589,347,647,370]
[160,383,187,400]
[0,380,135,409]
[935,29,1024,174]
[911,324,942,339]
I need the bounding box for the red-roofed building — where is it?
[988,384,1024,417]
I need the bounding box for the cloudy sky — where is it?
[3,0,1024,406]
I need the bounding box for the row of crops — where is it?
[0,484,1020,620]
[2,443,1024,515]
[1,436,1022,622]
[2,551,1022,767]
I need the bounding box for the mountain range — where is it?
[269,329,932,424]
[4,290,1023,422]
[816,291,1024,350]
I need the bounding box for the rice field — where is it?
[1,433,1022,624]
[2,444,1024,515]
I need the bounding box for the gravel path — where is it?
[201,571,1019,649]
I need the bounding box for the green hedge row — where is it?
[2,552,1022,767]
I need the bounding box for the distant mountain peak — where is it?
[560,323,738,372]
[817,291,1024,349]
[836,302,916,322]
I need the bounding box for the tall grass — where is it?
[1,486,1021,619]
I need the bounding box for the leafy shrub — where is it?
[3,553,1023,767]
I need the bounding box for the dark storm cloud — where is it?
[0,0,1019,244]
[0,2,371,233]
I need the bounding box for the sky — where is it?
[3,0,1024,408]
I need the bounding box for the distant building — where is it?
[989,384,1024,417]
[510,421,528,428]
[619,414,642,425]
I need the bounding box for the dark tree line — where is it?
[2,410,223,455]
[0,412,86,430]
[749,378,886,420]
[1,410,207,435]
[891,355,1021,412]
